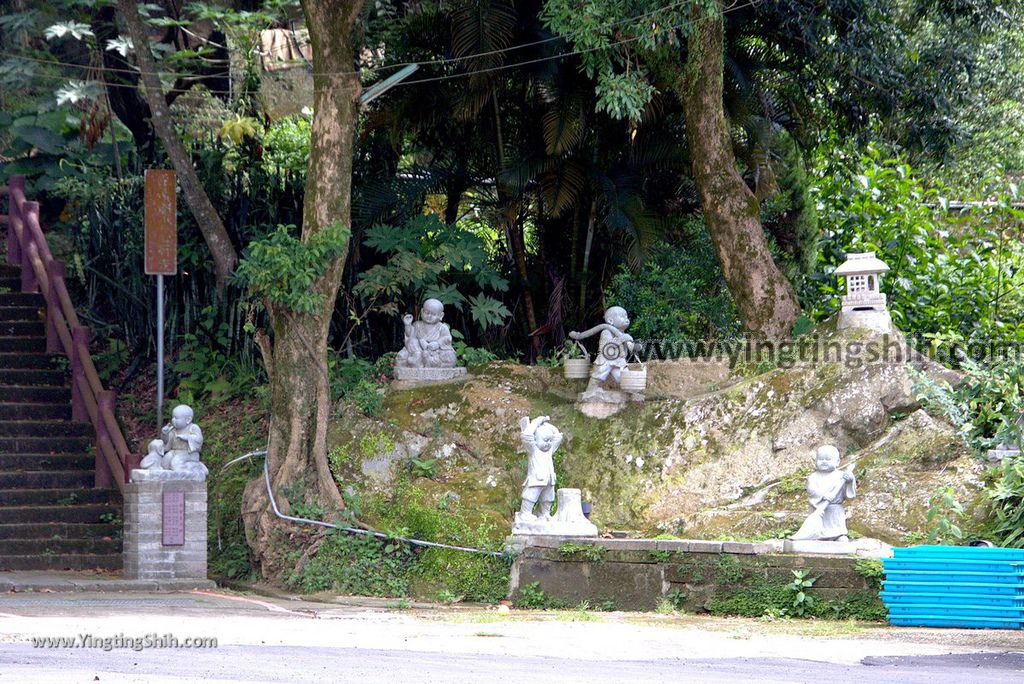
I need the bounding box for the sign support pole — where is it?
[144,168,177,438]
[157,273,164,433]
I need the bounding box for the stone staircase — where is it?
[0,263,122,571]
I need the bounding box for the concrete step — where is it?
[0,420,91,437]
[0,292,43,307]
[0,487,112,505]
[0,265,20,277]
[0,336,44,353]
[0,470,94,489]
[0,452,92,470]
[0,435,91,453]
[0,402,71,419]
[0,368,65,385]
[0,276,21,291]
[0,503,119,524]
[0,522,118,540]
[0,305,42,321]
[0,353,59,369]
[0,321,44,336]
[0,385,69,402]
[0,553,122,571]
[0,537,122,556]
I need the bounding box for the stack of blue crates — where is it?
[881,545,1024,629]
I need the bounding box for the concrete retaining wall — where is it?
[510,537,879,612]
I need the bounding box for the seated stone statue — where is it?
[792,445,856,541]
[158,404,208,479]
[396,298,458,369]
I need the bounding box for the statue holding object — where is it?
[568,306,639,403]
[791,445,856,542]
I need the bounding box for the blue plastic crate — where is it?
[887,604,1024,619]
[888,615,1024,629]
[884,570,1024,586]
[880,591,1024,608]
[884,558,1024,574]
[894,545,1024,561]
[882,580,1024,597]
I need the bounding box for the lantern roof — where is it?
[835,252,890,276]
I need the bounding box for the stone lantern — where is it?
[835,252,893,333]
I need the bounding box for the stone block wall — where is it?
[510,537,881,614]
[123,480,208,580]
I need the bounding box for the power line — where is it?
[0,0,762,99]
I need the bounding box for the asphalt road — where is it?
[2,645,1023,683]
[1,590,1022,683]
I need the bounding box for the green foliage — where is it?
[358,481,510,603]
[811,149,1024,349]
[329,354,385,417]
[785,570,818,617]
[649,549,673,563]
[988,457,1024,548]
[288,531,413,597]
[926,487,966,545]
[606,218,741,345]
[558,542,606,563]
[853,559,885,591]
[355,214,510,329]
[912,359,1023,453]
[515,582,566,610]
[262,114,312,180]
[235,222,351,314]
[713,555,745,585]
[665,588,688,611]
[450,329,500,366]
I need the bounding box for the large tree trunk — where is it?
[117,0,239,288]
[677,1,800,340]
[242,0,363,577]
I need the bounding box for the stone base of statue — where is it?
[784,537,892,558]
[393,366,468,383]
[837,309,893,335]
[987,447,1021,463]
[130,464,209,481]
[123,475,212,583]
[512,488,598,537]
[577,388,643,419]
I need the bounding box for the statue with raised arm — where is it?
[396,298,458,369]
[132,405,208,481]
[393,298,468,382]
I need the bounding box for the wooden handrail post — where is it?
[6,175,24,266]
[95,390,116,489]
[45,260,66,353]
[20,200,40,293]
[71,325,90,422]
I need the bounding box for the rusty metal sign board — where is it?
[144,169,177,275]
[161,491,185,546]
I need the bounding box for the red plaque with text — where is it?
[144,169,177,275]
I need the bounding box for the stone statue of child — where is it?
[396,298,458,369]
[791,445,856,541]
[518,416,563,521]
[161,404,207,477]
[569,306,634,395]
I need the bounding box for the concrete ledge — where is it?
[0,571,216,593]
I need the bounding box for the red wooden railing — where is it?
[2,175,138,492]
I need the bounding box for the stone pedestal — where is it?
[837,309,893,335]
[123,478,208,581]
[512,487,598,537]
[393,366,467,383]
